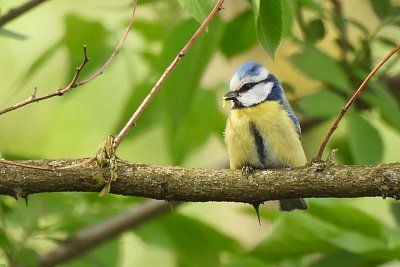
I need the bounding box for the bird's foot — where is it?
[242,164,255,175]
[282,164,291,169]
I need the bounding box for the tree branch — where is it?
[0,0,137,116]
[112,0,225,150]
[1,159,399,202]
[38,200,181,267]
[315,43,400,161]
[0,0,50,27]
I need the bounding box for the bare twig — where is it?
[112,0,225,150]
[75,0,137,86]
[1,159,400,202]
[314,43,400,162]
[0,0,138,116]
[0,0,50,27]
[38,200,181,267]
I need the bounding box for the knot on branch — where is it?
[378,170,400,200]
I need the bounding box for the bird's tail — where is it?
[279,198,308,211]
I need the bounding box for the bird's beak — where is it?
[223,91,237,101]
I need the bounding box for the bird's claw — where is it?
[242,165,255,175]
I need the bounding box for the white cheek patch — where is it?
[237,82,273,107]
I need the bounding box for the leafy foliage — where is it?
[0,0,400,266]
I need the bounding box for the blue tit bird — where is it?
[224,61,308,212]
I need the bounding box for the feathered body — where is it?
[224,62,308,211]
[225,101,306,170]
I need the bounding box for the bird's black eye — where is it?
[239,83,254,92]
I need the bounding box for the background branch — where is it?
[1,159,399,202]
[38,200,181,267]
[0,0,137,116]
[0,0,50,27]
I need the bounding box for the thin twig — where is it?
[0,0,50,27]
[0,157,96,171]
[314,43,400,162]
[38,200,181,267]
[112,0,225,150]
[0,45,89,115]
[0,159,54,171]
[0,0,138,116]
[75,0,137,86]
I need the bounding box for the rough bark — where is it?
[1,159,400,203]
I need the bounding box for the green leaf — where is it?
[0,28,27,40]
[250,212,338,262]
[242,201,397,265]
[297,0,322,12]
[10,249,38,267]
[253,0,283,57]
[390,202,400,225]
[297,90,345,118]
[67,238,120,267]
[19,14,111,88]
[370,0,391,19]
[348,112,383,164]
[157,18,223,164]
[376,36,398,48]
[308,202,385,239]
[134,20,166,42]
[113,83,163,140]
[220,10,257,58]
[305,19,325,43]
[362,81,400,131]
[281,0,295,37]
[177,0,214,23]
[64,14,111,80]
[310,251,378,267]
[137,213,243,267]
[290,45,352,92]
[171,89,226,164]
[227,257,266,267]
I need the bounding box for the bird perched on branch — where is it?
[223,62,308,216]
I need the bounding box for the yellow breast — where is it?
[224,101,306,169]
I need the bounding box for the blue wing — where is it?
[282,98,301,139]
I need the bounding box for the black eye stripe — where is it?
[237,77,270,94]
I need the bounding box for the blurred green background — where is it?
[1,0,400,266]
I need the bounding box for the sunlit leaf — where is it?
[281,0,295,37]
[348,112,383,164]
[253,0,283,57]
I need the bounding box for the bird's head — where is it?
[224,61,285,109]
